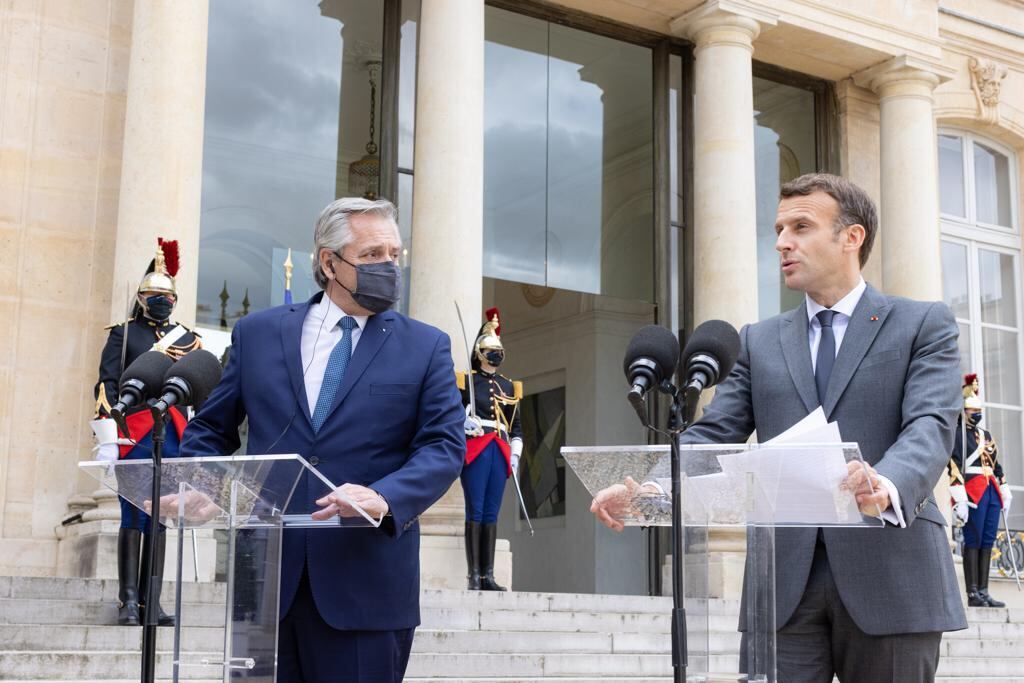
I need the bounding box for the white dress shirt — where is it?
[300,295,368,414]
[805,278,906,527]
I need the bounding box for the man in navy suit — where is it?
[181,197,465,682]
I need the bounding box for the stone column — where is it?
[409,0,484,343]
[671,1,776,330]
[665,1,776,600]
[109,1,209,326]
[407,0,496,589]
[854,56,953,302]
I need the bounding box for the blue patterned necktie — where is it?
[814,309,836,405]
[311,316,357,433]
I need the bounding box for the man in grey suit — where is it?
[593,173,967,681]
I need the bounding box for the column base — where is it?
[420,534,512,590]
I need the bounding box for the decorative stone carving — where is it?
[968,56,1008,124]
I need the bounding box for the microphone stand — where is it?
[141,405,166,683]
[657,379,699,683]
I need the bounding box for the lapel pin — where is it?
[870,315,879,322]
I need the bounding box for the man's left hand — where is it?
[843,460,890,517]
[313,484,389,520]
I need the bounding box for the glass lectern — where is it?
[563,443,883,683]
[80,454,380,682]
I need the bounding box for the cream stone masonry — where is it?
[672,0,777,330]
[109,0,209,326]
[407,0,487,588]
[855,56,955,302]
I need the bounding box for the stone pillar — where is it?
[109,1,209,326]
[671,1,777,330]
[409,0,484,342]
[407,0,499,589]
[853,56,953,302]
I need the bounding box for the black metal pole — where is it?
[141,409,166,683]
[668,391,688,683]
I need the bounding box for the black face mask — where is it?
[483,350,504,367]
[968,412,983,427]
[143,294,174,321]
[335,254,401,314]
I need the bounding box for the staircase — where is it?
[2,575,1023,682]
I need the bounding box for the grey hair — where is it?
[312,197,400,288]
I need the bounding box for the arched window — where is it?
[939,129,1022,527]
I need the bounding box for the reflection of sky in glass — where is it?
[753,78,816,320]
[483,7,651,299]
[197,1,361,327]
[941,240,969,320]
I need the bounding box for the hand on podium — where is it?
[145,490,222,523]
[591,477,663,532]
[842,460,890,517]
[313,483,389,520]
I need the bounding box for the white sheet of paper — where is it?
[714,410,860,524]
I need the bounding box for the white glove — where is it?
[89,418,119,463]
[950,484,968,505]
[464,406,483,437]
[1001,484,1013,512]
[510,438,523,472]
[953,501,969,525]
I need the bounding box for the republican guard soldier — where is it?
[457,308,523,591]
[90,239,201,625]
[950,373,1013,607]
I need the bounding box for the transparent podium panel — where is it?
[79,454,384,682]
[563,444,884,683]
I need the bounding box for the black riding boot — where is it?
[465,521,482,590]
[479,523,507,591]
[139,527,175,626]
[117,528,142,626]
[978,547,1006,608]
[963,547,987,607]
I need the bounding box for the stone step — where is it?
[944,638,1024,658]
[0,576,225,604]
[0,652,223,681]
[420,589,739,615]
[0,598,225,627]
[936,656,1024,678]
[0,624,224,652]
[943,621,1024,639]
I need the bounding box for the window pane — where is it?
[396,172,413,314]
[519,386,567,519]
[979,249,1017,327]
[546,25,653,301]
[754,78,816,320]
[941,240,970,320]
[938,135,965,218]
[982,327,1021,404]
[957,322,972,379]
[974,142,1012,227]
[483,7,547,286]
[986,407,1024,530]
[197,0,382,327]
[397,0,420,170]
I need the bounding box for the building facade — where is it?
[2,0,1023,598]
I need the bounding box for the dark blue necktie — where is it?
[311,316,357,433]
[815,309,836,405]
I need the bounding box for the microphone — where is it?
[151,349,223,415]
[623,325,680,425]
[110,351,175,433]
[680,320,741,394]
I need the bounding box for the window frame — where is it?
[939,128,1019,237]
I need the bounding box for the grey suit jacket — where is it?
[679,284,967,635]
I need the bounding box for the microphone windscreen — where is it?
[682,320,741,381]
[163,349,223,408]
[119,351,175,399]
[623,325,680,381]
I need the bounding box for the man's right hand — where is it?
[590,476,643,533]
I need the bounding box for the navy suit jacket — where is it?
[180,292,465,630]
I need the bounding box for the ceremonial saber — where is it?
[192,529,200,581]
[510,464,534,537]
[1000,509,1022,591]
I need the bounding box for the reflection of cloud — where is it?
[199,0,349,320]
